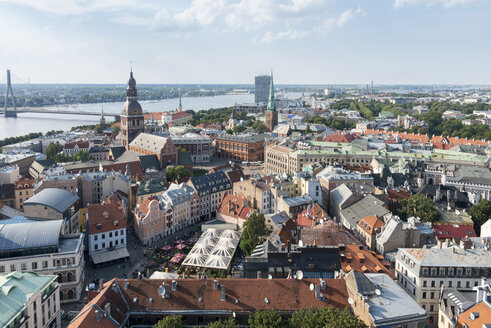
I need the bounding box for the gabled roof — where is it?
[70,278,350,328]
[189,171,231,196]
[138,154,161,171]
[88,197,126,234]
[23,188,79,213]
[109,146,126,160]
[357,216,385,235]
[433,224,476,240]
[340,245,395,279]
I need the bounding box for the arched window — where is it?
[57,273,63,283]
[59,291,64,301]
[67,289,74,300]
[67,272,73,282]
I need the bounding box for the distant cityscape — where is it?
[0,68,490,328]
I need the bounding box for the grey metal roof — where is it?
[189,171,231,196]
[0,219,62,251]
[23,188,79,213]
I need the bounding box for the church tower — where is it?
[265,72,278,132]
[99,106,106,127]
[177,94,182,112]
[121,70,144,149]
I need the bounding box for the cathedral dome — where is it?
[122,100,142,116]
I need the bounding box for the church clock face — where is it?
[133,109,139,114]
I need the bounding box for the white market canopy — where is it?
[182,229,242,270]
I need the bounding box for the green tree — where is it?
[303,124,312,135]
[73,150,94,161]
[113,126,120,134]
[240,212,270,255]
[253,121,266,133]
[233,125,246,133]
[395,194,440,223]
[45,142,63,159]
[469,199,491,235]
[166,165,190,181]
[95,125,103,133]
[248,310,283,328]
[289,306,367,328]
[206,318,239,328]
[226,129,233,135]
[154,315,184,328]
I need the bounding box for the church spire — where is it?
[178,94,182,112]
[267,71,275,112]
[126,70,137,100]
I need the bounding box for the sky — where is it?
[0,0,490,85]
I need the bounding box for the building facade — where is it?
[171,133,212,163]
[0,219,85,303]
[265,74,278,132]
[214,134,265,162]
[255,74,271,103]
[129,133,178,167]
[14,177,35,211]
[0,272,61,328]
[395,247,491,327]
[87,196,128,264]
[187,171,232,220]
[134,183,199,245]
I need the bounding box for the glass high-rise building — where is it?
[255,75,271,103]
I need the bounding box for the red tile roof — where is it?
[339,245,395,279]
[217,194,255,221]
[69,278,350,328]
[456,301,491,328]
[64,141,90,149]
[433,223,476,240]
[296,203,330,228]
[298,220,361,247]
[357,216,385,235]
[88,197,126,234]
[324,132,358,143]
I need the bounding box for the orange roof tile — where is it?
[357,215,385,235]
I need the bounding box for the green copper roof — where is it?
[0,272,57,327]
[178,94,182,110]
[267,73,276,112]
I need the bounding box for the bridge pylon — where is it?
[4,69,17,117]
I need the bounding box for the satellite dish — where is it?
[296,270,304,280]
[309,283,314,291]
[158,286,165,296]
[375,289,381,296]
[298,240,304,247]
[268,274,273,280]
[348,297,354,305]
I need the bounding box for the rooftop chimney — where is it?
[221,285,226,302]
[320,280,326,290]
[172,280,177,291]
[213,280,219,289]
[315,285,321,300]
[124,279,129,289]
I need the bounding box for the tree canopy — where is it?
[45,142,63,159]
[289,306,367,328]
[154,315,184,328]
[239,212,270,255]
[469,199,491,235]
[395,194,440,223]
[206,318,239,328]
[248,310,283,328]
[166,165,190,181]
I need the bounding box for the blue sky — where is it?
[0,0,490,84]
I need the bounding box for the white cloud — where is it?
[0,0,141,15]
[317,7,365,37]
[394,0,478,8]
[152,0,225,32]
[253,29,310,44]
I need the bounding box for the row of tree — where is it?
[154,307,367,328]
[45,142,94,162]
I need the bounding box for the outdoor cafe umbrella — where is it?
[170,253,184,264]
[161,245,172,251]
[175,239,186,244]
[176,243,187,251]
